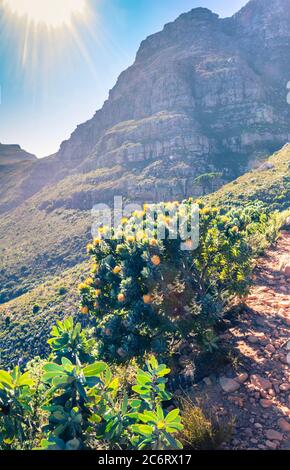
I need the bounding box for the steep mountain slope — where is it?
[1,0,290,307]
[0,144,289,368]
[0,144,36,213]
[2,0,290,215]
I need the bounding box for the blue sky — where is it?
[0,0,247,157]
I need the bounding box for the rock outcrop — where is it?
[2,0,290,214]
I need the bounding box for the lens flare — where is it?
[3,0,87,28]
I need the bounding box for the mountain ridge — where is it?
[2,0,290,216]
[1,0,290,306]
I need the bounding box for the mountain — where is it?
[0,143,36,165]
[2,0,290,214]
[0,144,36,214]
[1,0,290,306]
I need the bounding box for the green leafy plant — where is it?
[0,317,183,451]
[130,356,183,450]
[40,351,183,451]
[48,317,96,364]
[0,367,35,448]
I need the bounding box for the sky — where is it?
[0,0,247,157]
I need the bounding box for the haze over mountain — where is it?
[1,0,290,305]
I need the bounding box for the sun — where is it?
[3,0,88,28]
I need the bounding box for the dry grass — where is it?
[177,394,234,450]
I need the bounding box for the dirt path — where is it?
[191,231,290,450]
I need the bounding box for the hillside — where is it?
[1,0,290,367]
[0,144,36,214]
[1,0,290,308]
[0,144,289,368]
[1,144,289,308]
[206,144,290,211]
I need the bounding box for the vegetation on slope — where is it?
[1,144,289,369]
[1,145,289,308]
[0,197,287,450]
[206,144,290,212]
[0,263,89,368]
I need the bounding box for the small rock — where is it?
[251,374,272,391]
[265,344,276,354]
[266,440,278,450]
[279,257,290,277]
[260,399,273,408]
[254,423,263,429]
[203,377,212,386]
[280,383,290,392]
[219,377,240,393]
[265,429,283,441]
[237,373,249,384]
[278,418,290,432]
[248,335,259,344]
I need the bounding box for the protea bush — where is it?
[80,199,268,362]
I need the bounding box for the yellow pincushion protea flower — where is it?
[118,293,126,303]
[121,217,128,225]
[91,263,99,273]
[78,282,87,291]
[136,231,147,241]
[113,265,122,274]
[98,225,110,235]
[93,238,102,247]
[143,294,152,304]
[195,199,203,207]
[86,243,93,253]
[81,306,89,315]
[126,235,135,243]
[151,255,161,266]
[200,207,211,215]
[132,210,145,219]
[85,278,94,286]
[149,238,158,247]
[95,289,102,298]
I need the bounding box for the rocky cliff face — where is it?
[55,0,290,186]
[2,0,290,213]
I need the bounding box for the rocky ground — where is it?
[191,231,290,450]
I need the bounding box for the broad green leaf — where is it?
[156,405,164,421]
[131,424,153,436]
[43,363,65,374]
[61,357,73,368]
[83,362,107,377]
[0,370,13,388]
[18,372,34,387]
[165,409,180,423]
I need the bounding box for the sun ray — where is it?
[3,0,88,28]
